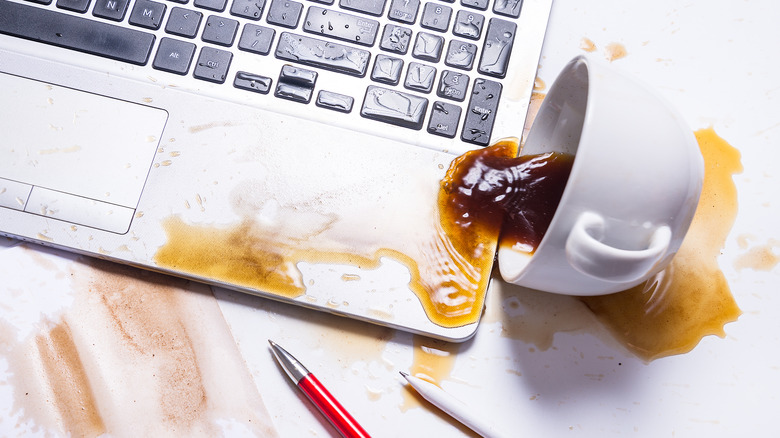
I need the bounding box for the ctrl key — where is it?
[193,46,233,84]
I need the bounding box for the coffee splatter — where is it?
[581,128,742,361]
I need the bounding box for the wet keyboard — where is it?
[0,0,536,146]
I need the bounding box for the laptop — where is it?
[0,0,552,341]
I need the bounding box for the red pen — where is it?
[268,340,371,438]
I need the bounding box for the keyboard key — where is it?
[412,32,444,62]
[445,39,477,70]
[386,0,419,24]
[460,0,488,10]
[275,32,371,77]
[0,0,154,65]
[478,18,516,78]
[339,0,385,16]
[129,0,166,30]
[420,2,451,32]
[371,54,404,85]
[234,71,273,93]
[404,62,436,93]
[153,37,196,74]
[493,0,522,18]
[275,64,317,103]
[452,10,483,40]
[56,0,91,13]
[202,14,239,46]
[193,46,233,83]
[437,69,469,101]
[427,101,461,138]
[93,0,130,21]
[461,78,501,145]
[361,86,428,130]
[165,7,203,38]
[230,0,266,20]
[194,0,228,12]
[238,23,275,55]
[316,90,354,113]
[303,6,379,47]
[379,24,412,54]
[266,0,303,28]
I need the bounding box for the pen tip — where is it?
[399,371,409,378]
[268,339,277,348]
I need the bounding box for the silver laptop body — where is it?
[0,0,552,341]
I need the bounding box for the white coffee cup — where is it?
[498,55,704,295]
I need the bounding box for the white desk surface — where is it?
[2,0,779,437]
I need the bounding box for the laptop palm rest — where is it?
[0,72,167,234]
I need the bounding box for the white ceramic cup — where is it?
[498,55,704,295]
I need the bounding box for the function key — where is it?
[461,78,501,145]
[230,0,266,20]
[478,18,516,78]
[452,10,484,40]
[493,0,522,18]
[361,85,428,130]
[387,0,419,24]
[420,2,452,32]
[339,0,386,16]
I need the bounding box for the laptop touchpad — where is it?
[0,73,167,234]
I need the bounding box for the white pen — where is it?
[399,372,506,438]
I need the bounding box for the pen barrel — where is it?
[298,374,371,438]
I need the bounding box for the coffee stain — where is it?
[1,249,278,437]
[154,205,495,328]
[581,128,742,361]
[734,236,780,272]
[33,322,106,436]
[580,37,597,53]
[604,42,628,61]
[400,336,478,436]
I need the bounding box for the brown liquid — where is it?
[453,128,742,361]
[580,128,742,360]
[438,138,574,254]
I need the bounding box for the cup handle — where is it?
[565,212,672,283]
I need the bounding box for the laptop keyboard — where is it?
[0,0,540,146]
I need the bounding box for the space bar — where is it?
[0,0,155,66]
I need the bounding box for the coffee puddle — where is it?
[580,127,742,360]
